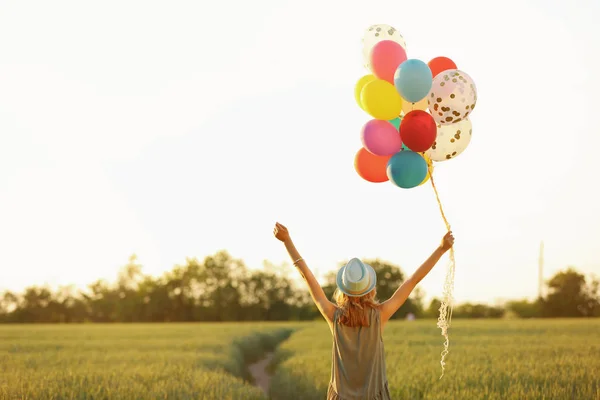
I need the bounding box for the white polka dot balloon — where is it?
[362,24,407,71]
[428,70,477,125]
[426,118,472,162]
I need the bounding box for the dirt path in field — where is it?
[248,352,275,396]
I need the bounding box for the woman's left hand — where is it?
[273,222,291,243]
[440,231,455,251]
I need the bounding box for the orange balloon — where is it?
[354,147,392,183]
[428,56,457,78]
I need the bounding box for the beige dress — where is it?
[327,307,391,400]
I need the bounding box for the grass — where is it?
[270,319,600,400]
[2,320,599,399]
[0,322,297,399]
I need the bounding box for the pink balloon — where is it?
[370,40,408,83]
[361,120,402,156]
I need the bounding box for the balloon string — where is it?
[429,169,456,379]
[429,169,450,230]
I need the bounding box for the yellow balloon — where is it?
[401,97,429,115]
[354,74,376,110]
[419,153,433,186]
[360,80,403,120]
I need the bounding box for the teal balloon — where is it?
[394,59,433,103]
[388,117,402,130]
[386,150,427,189]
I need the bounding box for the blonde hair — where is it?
[333,288,380,327]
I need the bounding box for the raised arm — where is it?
[273,223,336,328]
[380,231,454,326]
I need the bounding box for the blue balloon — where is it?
[386,150,428,189]
[394,59,433,103]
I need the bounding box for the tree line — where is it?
[1,250,598,323]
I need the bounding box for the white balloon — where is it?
[426,119,472,162]
[428,70,477,125]
[362,24,407,71]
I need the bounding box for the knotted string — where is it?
[428,165,455,379]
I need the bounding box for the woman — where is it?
[273,222,454,400]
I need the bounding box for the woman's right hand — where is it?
[273,222,291,243]
[440,231,455,251]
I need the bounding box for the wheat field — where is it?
[0,323,295,399]
[270,319,600,400]
[1,320,599,399]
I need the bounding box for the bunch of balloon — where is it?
[353,25,478,191]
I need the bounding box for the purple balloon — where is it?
[360,119,402,156]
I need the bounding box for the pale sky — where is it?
[1,0,599,304]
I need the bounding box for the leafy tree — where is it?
[409,287,426,317]
[506,299,541,318]
[1,254,598,323]
[426,298,442,319]
[541,268,600,317]
[201,251,245,321]
[453,303,505,319]
[241,270,294,320]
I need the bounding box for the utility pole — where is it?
[538,241,544,299]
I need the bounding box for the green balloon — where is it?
[388,117,402,131]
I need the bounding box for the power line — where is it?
[538,241,544,299]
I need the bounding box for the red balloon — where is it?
[354,147,392,183]
[399,110,437,152]
[428,56,457,78]
[370,40,407,83]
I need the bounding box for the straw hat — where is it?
[336,258,377,297]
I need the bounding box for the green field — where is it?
[0,323,297,399]
[271,319,600,400]
[1,320,599,399]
